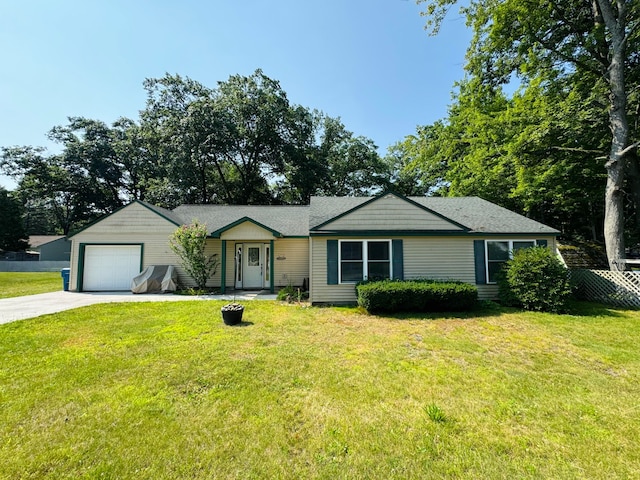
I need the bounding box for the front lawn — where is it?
[0,272,62,298]
[1,301,639,479]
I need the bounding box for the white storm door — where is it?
[83,245,141,291]
[243,244,262,289]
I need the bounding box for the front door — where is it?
[243,243,263,289]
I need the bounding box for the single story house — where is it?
[68,191,559,304]
[29,235,71,261]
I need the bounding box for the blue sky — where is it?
[0,0,472,190]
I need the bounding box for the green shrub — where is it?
[356,279,478,314]
[498,246,571,312]
[169,222,219,290]
[277,283,309,302]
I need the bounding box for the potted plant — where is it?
[221,293,244,325]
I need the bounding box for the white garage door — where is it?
[83,245,142,291]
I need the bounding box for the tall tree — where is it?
[418,0,639,269]
[392,75,610,241]
[0,187,28,251]
[1,145,115,235]
[313,115,388,197]
[141,73,215,205]
[384,122,450,197]
[3,70,392,217]
[140,70,317,205]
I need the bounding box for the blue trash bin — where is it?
[61,268,70,291]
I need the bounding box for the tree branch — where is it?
[620,141,640,157]
[550,146,606,154]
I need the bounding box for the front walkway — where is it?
[0,290,277,325]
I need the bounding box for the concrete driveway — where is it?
[0,290,277,325]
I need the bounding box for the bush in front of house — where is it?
[356,279,478,314]
[169,222,219,291]
[276,283,309,302]
[498,246,571,312]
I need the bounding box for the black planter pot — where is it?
[221,305,244,325]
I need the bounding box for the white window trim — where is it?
[338,239,392,284]
[485,239,538,284]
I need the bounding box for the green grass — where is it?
[0,272,62,298]
[1,301,639,479]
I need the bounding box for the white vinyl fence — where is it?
[571,269,640,309]
[0,261,70,272]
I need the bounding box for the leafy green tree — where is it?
[1,146,101,235]
[390,70,614,241]
[140,72,389,205]
[312,115,388,197]
[1,115,167,234]
[141,74,218,205]
[384,122,450,196]
[418,0,639,270]
[169,222,219,290]
[3,70,393,218]
[141,70,317,205]
[0,187,28,251]
[275,109,327,204]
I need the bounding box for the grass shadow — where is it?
[562,299,639,317]
[361,299,638,321]
[369,301,514,321]
[228,321,254,327]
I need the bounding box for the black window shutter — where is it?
[474,240,486,285]
[327,240,338,285]
[392,239,404,280]
[536,239,548,247]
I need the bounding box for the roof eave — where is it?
[209,216,283,238]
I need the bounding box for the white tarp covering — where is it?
[131,265,178,294]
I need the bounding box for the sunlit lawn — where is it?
[1,301,639,479]
[0,272,61,299]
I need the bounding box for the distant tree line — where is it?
[1,70,391,236]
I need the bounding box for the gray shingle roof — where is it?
[172,205,310,237]
[411,197,559,234]
[309,195,559,234]
[166,194,558,237]
[29,235,66,248]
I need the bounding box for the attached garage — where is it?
[80,244,142,291]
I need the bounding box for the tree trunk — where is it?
[598,0,629,271]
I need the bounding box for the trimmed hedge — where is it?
[356,279,478,314]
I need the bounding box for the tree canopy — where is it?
[2,70,388,235]
[0,187,28,252]
[411,0,639,268]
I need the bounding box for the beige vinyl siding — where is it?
[403,237,475,283]
[477,284,499,300]
[274,238,309,287]
[310,236,359,304]
[220,222,275,240]
[321,193,463,231]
